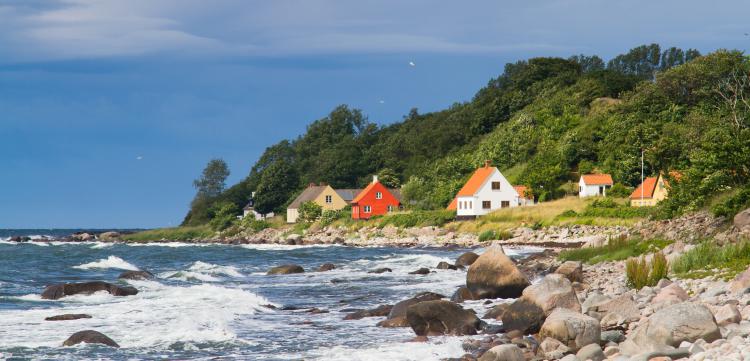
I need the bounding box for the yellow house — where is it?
[286,183,352,223]
[630,174,671,207]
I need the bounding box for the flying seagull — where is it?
[136,156,143,160]
[409,61,416,67]
[379,100,385,104]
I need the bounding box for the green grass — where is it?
[672,239,750,280]
[375,210,456,228]
[559,237,673,264]
[626,252,669,289]
[122,225,215,242]
[478,229,513,242]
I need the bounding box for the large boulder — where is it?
[377,292,444,328]
[344,304,393,320]
[406,300,482,336]
[62,330,119,347]
[589,293,640,330]
[728,266,750,294]
[539,308,600,351]
[118,270,154,280]
[478,344,524,361]
[456,252,479,267]
[555,261,583,283]
[619,302,721,355]
[500,274,580,334]
[98,231,121,241]
[734,208,750,231]
[651,283,689,305]
[267,265,304,275]
[41,282,138,300]
[466,246,530,299]
[450,286,475,303]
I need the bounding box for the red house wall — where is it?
[351,182,400,220]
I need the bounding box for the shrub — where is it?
[241,217,270,232]
[209,202,240,231]
[712,185,750,218]
[559,237,672,264]
[319,207,350,226]
[298,201,323,223]
[609,183,634,198]
[626,252,668,289]
[478,230,496,242]
[559,209,578,217]
[672,239,750,278]
[590,198,618,208]
[579,198,653,218]
[478,229,513,242]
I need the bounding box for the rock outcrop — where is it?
[466,246,530,299]
[377,292,444,328]
[267,265,304,275]
[539,308,600,351]
[406,300,482,336]
[41,282,138,300]
[118,270,154,280]
[62,330,119,347]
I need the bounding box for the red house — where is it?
[351,176,401,220]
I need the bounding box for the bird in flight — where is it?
[136,156,143,160]
[409,61,416,67]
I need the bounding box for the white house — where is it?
[578,174,614,198]
[447,161,524,218]
[242,192,274,220]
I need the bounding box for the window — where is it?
[599,186,604,195]
[325,195,332,204]
[469,201,473,209]
[482,201,491,209]
[387,205,393,212]
[501,201,510,208]
[376,192,382,199]
[491,181,501,190]
[458,202,462,210]
[364,205,372,213]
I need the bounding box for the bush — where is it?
[241,217,270,232]
[712,185,750,218]
[377,210,456,228]
[609,183,634,198]
[626,252,668,289]
[122,226,215,242]
[319,207,350,226]
[478,229,513,242]
[559,237,672,264]
[209,202,240,231]
[590,198,618,208]
[559,209,578,217]
[579,198,653,218]
[672,239,750,278]
[298,201,323,223]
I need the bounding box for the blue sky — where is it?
[0,0,748,228]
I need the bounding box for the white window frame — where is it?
[387,205,393,212]
[325,195,332,204]
[375,192,382,199]
[364,205,372,213]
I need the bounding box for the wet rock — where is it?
[45,314,92,321]
[406,300,482,336]
[9,236,30,242]
[619,302,720,355]
[316,263,336,272]
[62,330,119,347]
[368,267,392,274]
[501,299,545,334]
[343,304,392,320]
[409,267,430,275]
[118,270,154,280]
[451,286,475,303]
[72,233,95,242]
[377,291,444,328]
[267,264,304,275]
[41,282,138,300]
[466,246,530,299]
[539,308,600,351]
[286,233,302,245]
[555,261,583,283]
[483,303,509,320]
[437,261,458,270]
[456,252,479,267]
[477,344,524,361]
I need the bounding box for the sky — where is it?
[0,0,748,229]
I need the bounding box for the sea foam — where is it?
[73,256,140,271]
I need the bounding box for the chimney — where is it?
[484,160,491,168]
[308,182,316,188]
[373,175,379,183]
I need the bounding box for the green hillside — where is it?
[182,44,750,227]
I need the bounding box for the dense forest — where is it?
[182,44,750,226]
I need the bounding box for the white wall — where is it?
[456,168,520,217]
[287,208,299,223]
[578,178,609,197]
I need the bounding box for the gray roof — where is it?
[288,186,327,209]
[335,189,362,202]
[389,189,402,202]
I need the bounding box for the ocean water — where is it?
[0,239,540,361]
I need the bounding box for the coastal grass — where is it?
[558,236,673,264]
[122,225,215,242]
[672,239,750,280]
[626,252,669,289]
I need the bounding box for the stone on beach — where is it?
[466,246,530,299]
[477,344,524,361]
[501,273,580,334]
[377,291,444,328]
[555,261,583,283]
[406,300,482,336]
[41,282,138,300]
[539,308,600,351]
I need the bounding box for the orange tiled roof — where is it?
[581,174,613,185]
[447,197,457,210]
[630,177,657,199]
[456,165,496,197]
[351,181,377,204]
[513,186,530,199]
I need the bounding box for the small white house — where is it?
[447,161,523,219]
[578,174,614,198]
[242,192,274,220]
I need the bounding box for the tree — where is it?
[193,159,230,199]
[377,168,401,188]
[253,159,299,214]
[607,43,662,79]
[298,201,322,222]
[569,54,605,73]
[208,201,239,231]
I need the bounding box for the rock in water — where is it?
[409,267,430,275]
[455,252,479,267]
[555,261,583,283]
[316,263,336,272]
[436,261,458,270]
[619,302,720,355]
[477,344,524,361]
[501,298,545,334]
[45,314,92,321]
[118,270,155,280]
[267,265,304,275]
[41,282,138,300]
[62,330,119,347]
[450,286,475,303]
[406,300,482,336]
[343,304,393,320]
[539,308,600,351]
[483,303,509,320]
[466,246,529,299]
[368,267,392,274]
[377,291,444,328]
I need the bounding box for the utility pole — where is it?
[641,149,645,205]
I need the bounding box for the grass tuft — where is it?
[122,225,215,242]
[672,239,750,279]
[559,236,672,264]
[626,252,668,289]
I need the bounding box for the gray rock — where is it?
[576,343,604,361]
[477,344,524,361]
[62,330,119,347]
[466,246,530,299]
[406,300,482,336]
[734,208,750,231]
[555,261,583,283]
[600,330,625,343]
[628,348,690,361]
[267,264,304,275]
[715,304,742,326]
[539,308,600,351]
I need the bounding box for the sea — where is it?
[0,230,540,361]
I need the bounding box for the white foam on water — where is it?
[0,282,275,349]
[73,256,140,271]
[188,261,243,278]
[240,243,343,251]
[161,271,222,283]
[160,261,244,282]
[305,336,465,361]
[128,242,216,248]
[90,242,113,249]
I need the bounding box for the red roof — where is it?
[581,174,613,185]
[447,197,458,210]
[352,181,378,204]
[513,186,530,199]
[630,177,657,199]
[456,164,496,197]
